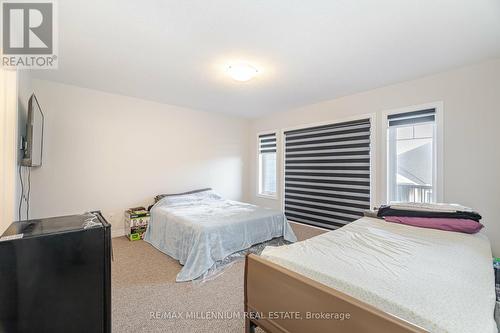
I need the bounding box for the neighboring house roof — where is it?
[397,142,432,185]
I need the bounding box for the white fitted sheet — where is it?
[261,217,497,333]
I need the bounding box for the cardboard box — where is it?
[124,207,150,241]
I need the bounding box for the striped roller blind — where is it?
[388,108,435,127]
[284,118,371,229]
[259,133,277,195]
[259,133,276,153]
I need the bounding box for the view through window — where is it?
[388,109,436,203]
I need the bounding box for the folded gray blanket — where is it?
[377,205,482,221]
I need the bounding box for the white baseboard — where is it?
[111,228,126,238]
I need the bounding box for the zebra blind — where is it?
[284,118,371,229]
[388,108,435,127]
[259,133,277,195]
[259,133,276,153]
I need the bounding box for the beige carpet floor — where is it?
[112,223,325,333]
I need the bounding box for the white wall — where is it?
[17,59,500,256]
[29,80,249,234]
[0,69,19,232]
[248,58,500,256]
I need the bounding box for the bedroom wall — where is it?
[0,69,18,232]
[29,79,249,235]
[248,58,500,256]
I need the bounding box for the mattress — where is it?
[261,217,497,333]
[144,191,297,282]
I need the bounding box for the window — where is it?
[387,109,436,203]
[283,118,371,229]
[258,133,277,197]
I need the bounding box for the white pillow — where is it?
[159,189,222,206]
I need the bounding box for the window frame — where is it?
[257,131,278,199]
[382,102,444,204]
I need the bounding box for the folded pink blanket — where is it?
[384,216,483,234]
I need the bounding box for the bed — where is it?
[244,217,497,333]
[143,189,297,282]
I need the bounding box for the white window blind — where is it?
[284,118,371,229]
[258,133,277,196]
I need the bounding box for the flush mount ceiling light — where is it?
[226,63,259,82]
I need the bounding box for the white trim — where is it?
[256,130,279,198]
[256,193,278,200]
[280,113,377,212]
[369,113,378,208]
[435,103,444,203]
[381,101,444,203]
[279,113,376,133]
[280,128,285,211]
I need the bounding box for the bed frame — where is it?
[244,254,428,333]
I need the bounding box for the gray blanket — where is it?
[144,190,296,281]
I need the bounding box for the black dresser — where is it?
[0,212,111,333]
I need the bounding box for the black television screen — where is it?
[21,94,44,167]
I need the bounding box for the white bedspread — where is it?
[261,217,497,333]
[144,193,296,282]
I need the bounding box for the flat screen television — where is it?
[21,94,44,167]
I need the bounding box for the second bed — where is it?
[246,216,497,333]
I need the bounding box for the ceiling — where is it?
[32,0,500,118]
